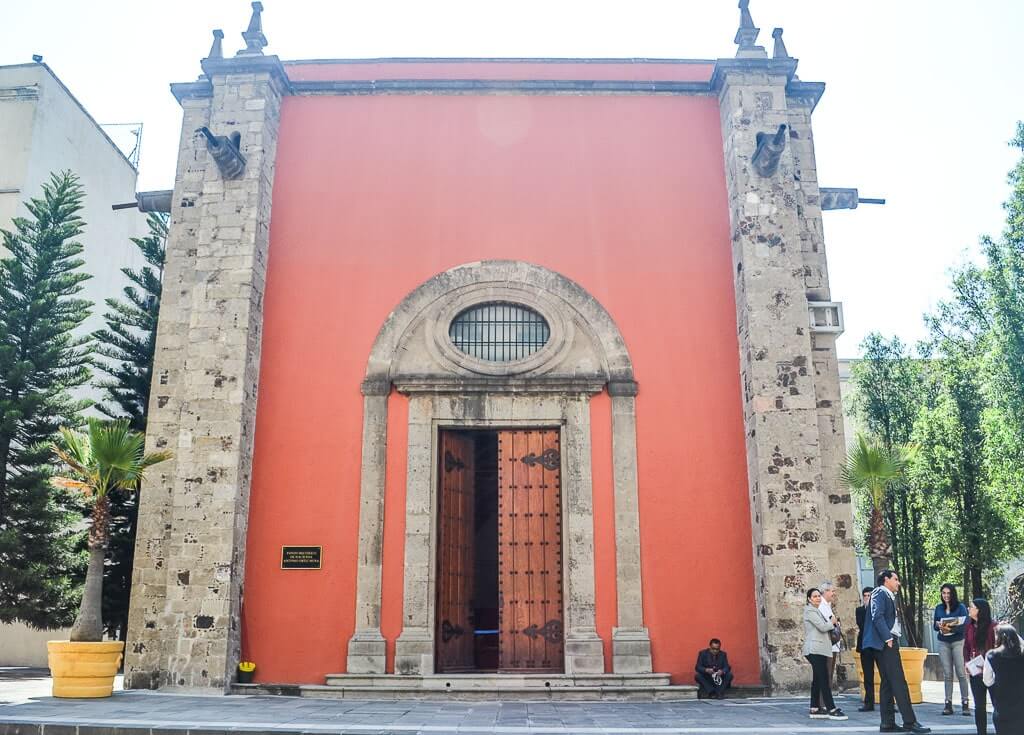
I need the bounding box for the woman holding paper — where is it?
[964,598,995,735]
[933,583,970,716]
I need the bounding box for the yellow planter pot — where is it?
[853,646,928,704]
[47,640,124,698]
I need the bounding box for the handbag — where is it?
[828,625,842,645]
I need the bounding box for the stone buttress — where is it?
[124,13,287,689]
[711,6,858,690]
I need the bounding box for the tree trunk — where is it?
[869,505,891,580]
[70,544,106,641]
[0,434,9,524]
[71,495,111,642]
[970,566,983,600]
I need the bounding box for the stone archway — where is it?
[345,261,651,676]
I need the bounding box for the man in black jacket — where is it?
[855,586,875,712]
[694,638,733,699]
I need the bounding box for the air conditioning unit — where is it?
[808,301,844,335]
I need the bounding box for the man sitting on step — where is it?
[695,638,734,699]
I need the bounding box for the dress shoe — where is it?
[904,723,931,734]
[879,726,906,733]
[858,704,875,712]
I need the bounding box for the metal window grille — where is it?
[449,302,550,362]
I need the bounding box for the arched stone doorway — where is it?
[345,261,652,677]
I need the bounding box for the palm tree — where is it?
[840,434,917,579]
[51,418,171,642]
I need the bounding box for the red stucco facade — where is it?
[239,62,758,686]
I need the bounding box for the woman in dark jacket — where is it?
[933,583,970,715]
[984,624,1024,734]
[964,598,996,735]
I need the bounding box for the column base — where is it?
[564,630,605,674]
[394,628,434,676]
[346,628,386,674]
[612,627,653,674]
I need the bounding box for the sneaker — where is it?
[858,704,875,712]
[828,708,848,720]
[809,708,829,719]
[962,700,971,716]
[941,701,953,715]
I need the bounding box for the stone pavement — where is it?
[0,670,991,735]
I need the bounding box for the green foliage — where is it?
[51,418,170,641]
[849,334,923,448]
[983,122,1024,436]
[92,212,166,638]
[841,433,914,511]
[93,212,166,432]
[910,360,1020,598]
[0,172,92,629]
[918,240,1024,598]
[850,123,1024,621]
[850,334,931,646]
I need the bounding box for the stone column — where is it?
[607,381,653,674]
[394,394,437,675]
[713,56,833,690]
[124,53,287,690]
[561,396,606,675]
[346,383,390,673]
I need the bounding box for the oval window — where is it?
[449,302,550,362]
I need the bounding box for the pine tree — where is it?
[92,212,166,639]
[94,212,166,432]
[0,171,92,628]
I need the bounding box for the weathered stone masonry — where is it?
[124,47,287,689]
[712,20,858,689]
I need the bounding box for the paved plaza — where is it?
[0,670,993,735]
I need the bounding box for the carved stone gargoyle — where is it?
[197,127,246,180]
[752,124,787,177]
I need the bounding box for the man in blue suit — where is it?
[863,569,930,734]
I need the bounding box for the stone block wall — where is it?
[124,56,286,690]
[715,60,857,689]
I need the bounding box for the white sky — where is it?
[2,1,1021,357]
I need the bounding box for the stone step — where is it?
[322,672,672,689]
[233,682,698,701]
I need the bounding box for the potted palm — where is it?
[841,434,925,702]
[47,418,170,698]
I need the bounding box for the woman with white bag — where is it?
[964,598,995,735]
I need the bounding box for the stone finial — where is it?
[207,29,224,60]
[772,28,790,59]
[734,0,765,57]
[238,1,268,56]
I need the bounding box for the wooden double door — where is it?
[436,429,564,673]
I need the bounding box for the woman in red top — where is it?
[964,598,996,735]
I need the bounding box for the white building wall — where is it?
[0,63,152,666]
[0,63,149,410]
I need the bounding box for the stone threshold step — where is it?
[233,682,699,700]
[324,672,672,688]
